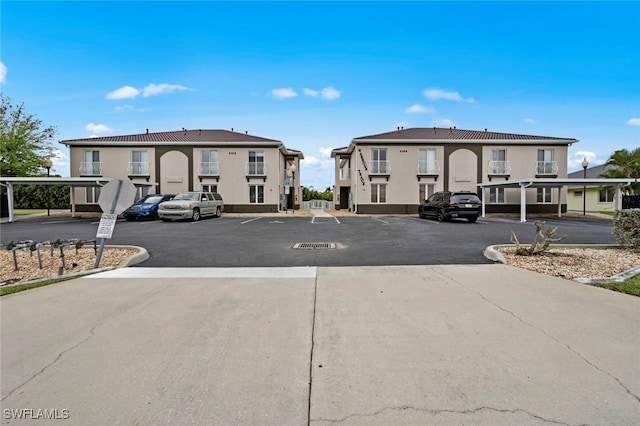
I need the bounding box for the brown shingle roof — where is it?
[61,129,281,144]
[353,127,576,142]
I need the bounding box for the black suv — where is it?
[419,191,482,223]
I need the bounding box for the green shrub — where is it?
[612,209,640,248]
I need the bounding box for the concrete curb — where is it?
[483,243,640,284]
[108,245,150,268]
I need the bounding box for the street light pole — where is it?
[581,157,589,216]
[43,158,53,216]
[289,164,297,214]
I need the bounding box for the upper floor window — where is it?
[81,150,101,175]
[371,149,388,174]
[200,150,219,175]
[418,149,438,174]
[247,151,265,175]
[536,149,557,175]
[489,149,509,175]
[130,150,149,175]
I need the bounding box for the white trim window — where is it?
[371,148,388,174]
[249,185,264,203]
[537,188,552,203]
[86,187,101,204]
[599,188,614,203]
[130,150,149,175]
[202,184,218,193]
[489,187,505,203]
[371,183,387,203]
[574,190,583,198]
[135,186,149,200]
[489,149,509,175]
[82,150,101,175]
[200,150,219,175]
[419,183,435,202]
[248,151,265,175]
[418,149,437,174]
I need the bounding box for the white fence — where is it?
[302,199,333,210]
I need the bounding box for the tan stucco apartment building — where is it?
[61,129,303,213]
[332,127,578,214]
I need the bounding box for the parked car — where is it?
[123,194,174,221]
[419,191,482,223]
[157,191,224,222]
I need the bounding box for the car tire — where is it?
[418,208,425,219]
[161,218,170,222]
[125,217,134,221]
[152,212,159,220]
[437,209,446,222]
[192,208,201,222]
[468,216,478,223]
[215,206,221,218]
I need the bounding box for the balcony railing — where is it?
[488,160,511,175]
[370,160,390,175]
[80,162,102,175]
[417,160,440,175]
[536,161,558,175]
[199,162,220,175]
[339,169,350,180]
[246,162,266,175]
[128,162,150,175]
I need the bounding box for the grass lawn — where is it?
[0,277,74,296]
[598,274,640,297]
[14,209,46,215]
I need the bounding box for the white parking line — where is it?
[241,217,262,224]
[372,217,389,224]
[311,216,340,224]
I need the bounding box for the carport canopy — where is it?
[0,177,157,223]
[478,178,636,222]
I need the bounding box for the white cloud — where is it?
[406,103,435,114]
[319,146,334,158]
[303,88,318,97]
[271,88,298,99]
[423,88,475,103]
[0,61,6,84]
[106,85,140,100]
[115,105,134,111]
[626,118,640,126]
[89,134,99,138]
[568,151,598,170]
[86,123,112,134]
[142,83,191,97]
[301,156,333,169]
[320,86,341,100]
[432,118,455,127]
[49,149,69,176]
[523,118,536,124]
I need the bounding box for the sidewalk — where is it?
[1,265,638,425]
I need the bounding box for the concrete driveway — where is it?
[2,265,639,425]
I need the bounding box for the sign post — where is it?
[94,179,137,268]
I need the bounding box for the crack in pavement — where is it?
[435,269,640,405]
[312,405,583,425]
[1,281,175,402]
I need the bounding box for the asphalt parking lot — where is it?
[0,213,617,267]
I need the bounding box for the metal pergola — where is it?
[0,177,156,223]
[478,178,636,222]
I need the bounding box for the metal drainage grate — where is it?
[293,242,336,250]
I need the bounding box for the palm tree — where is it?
[603,148,640,194]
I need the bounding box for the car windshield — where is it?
[452,194,480,203]
[174,193,199,201]
[139,195,163,204]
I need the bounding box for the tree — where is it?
[602,147,640,194]
[0,94,57,177]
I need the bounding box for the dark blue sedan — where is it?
[123,194,174,221]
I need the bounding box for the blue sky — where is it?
[2,1,639,190]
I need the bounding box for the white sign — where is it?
[98,179,137,214]
[285,186,290,194]
[96,214,118,239]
